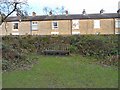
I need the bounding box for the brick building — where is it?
[0,12,120,35]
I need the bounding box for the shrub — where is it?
[2,41,36,71]
[2,35,119,69]
[68,45,77,53]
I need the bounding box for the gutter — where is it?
[30,21,32,35]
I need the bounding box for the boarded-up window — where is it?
[52,21,58,29]
[115,20,120,28]
[94,20,100,29]
[72,20,79,29]
[32,22,38,30]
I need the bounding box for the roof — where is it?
[5,13,120,22]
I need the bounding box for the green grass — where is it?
[2,54,118,88]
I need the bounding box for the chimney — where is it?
[65,10,68,16]
[32,12,36,16]
[117,9,120,14]
[100,9,105,14]
[49,10,52,16]
[82,9,86,15]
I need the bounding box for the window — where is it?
[32,22,38,30]
[94,20,100,29]
[13,23,18,29]
[12,22,19,31]
[115,20,120,28]
[72,20,79,29]
[52,21,58,29]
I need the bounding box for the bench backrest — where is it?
[45,44,70,51]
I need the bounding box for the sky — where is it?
[28,0,119,15]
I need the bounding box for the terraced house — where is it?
[0,12,120,35]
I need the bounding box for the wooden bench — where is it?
[43,44,70,55]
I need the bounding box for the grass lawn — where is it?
[2,54,118,88]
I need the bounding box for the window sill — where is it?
[32,30,38,31]
[12,29,19,31]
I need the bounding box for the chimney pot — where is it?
[82,9,86,15]
[49,11,52,16]
[65,10,68,16]
[100,9,104,14]
[32,12,36,16]
[117,9,120,14]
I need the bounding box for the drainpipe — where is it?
[70,20,72,35]
[113,18,116,34]
[86,19,88,34]
[19,19,21,35]
[30,21,32,35]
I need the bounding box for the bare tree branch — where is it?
[0,0,28,25]
[2,2,18,22]
[43,6,66,15]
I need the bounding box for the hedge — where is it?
[2,35,119,71]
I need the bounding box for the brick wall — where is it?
[0,18,118,35]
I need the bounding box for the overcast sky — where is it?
[28,0,120,15]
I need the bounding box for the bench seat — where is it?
[43,50,69,55]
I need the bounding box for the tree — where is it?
[43,6,51,15]
[0,0,28,25]
[43,6,66,15]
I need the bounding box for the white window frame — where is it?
[115,19,120,28]
[12,22,19,31]
[51,32,59,35]
[95,32,100,35]
[72,20,80,30]
[52,21,58,29]
[115,32,120,34]
[72,31,80,35]
[94,20,100,29]
[12,32,19,35]
[32,21,38,30]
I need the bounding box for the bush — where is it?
[68,45,77,53]
[69,35,118,59]
[2,35,119,70]
[2,42,35,71]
